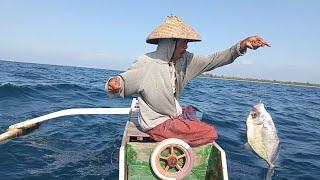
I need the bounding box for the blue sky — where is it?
[1,0,319,83]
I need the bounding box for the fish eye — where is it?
[251,112,258,119]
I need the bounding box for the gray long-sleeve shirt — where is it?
[106,39,244,131]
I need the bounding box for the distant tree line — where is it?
[199,73,320,88]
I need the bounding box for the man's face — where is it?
[172,39,188,61]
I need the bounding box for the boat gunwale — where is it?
[119,98,138,180]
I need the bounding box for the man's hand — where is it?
[107,77,121,93]
[240,36,271,54]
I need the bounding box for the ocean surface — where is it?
[0,60,319,180]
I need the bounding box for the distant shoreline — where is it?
[2,60,319,88]
[199,74,320,89]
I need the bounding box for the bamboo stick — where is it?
[0,108,131,143]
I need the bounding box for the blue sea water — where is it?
[0,60,319,180]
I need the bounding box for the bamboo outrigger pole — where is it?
[0,108,131,143]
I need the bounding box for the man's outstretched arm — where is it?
[186,35,271,80]
[105,59,146,97]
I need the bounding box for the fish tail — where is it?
[265,163,275,180]
[269,163,275,169]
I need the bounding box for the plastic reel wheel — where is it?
[150,138,195,180]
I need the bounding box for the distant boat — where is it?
[119,98,228,180]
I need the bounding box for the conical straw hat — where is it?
[146,15,201,44]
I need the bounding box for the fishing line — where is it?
[259,81,265,103]
[255,71,267,103]
[110,143,120,166]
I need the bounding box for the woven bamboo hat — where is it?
[146,15,201,44]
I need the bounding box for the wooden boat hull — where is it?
[119,99,228,180]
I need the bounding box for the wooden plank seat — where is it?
[127,121,150,137]
[126,110,154,142]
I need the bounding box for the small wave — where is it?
[0,83,91,98]
[35,83,89,91]
[13,72,46,80]
[0,83,36,98]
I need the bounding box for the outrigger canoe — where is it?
[0,98,228,180]
[119,98,228,180]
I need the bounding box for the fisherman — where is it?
[106,15,270,147]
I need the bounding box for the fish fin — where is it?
[244,142,253,151]
[270,142,280,163]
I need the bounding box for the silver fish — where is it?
[246,102,280,170]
